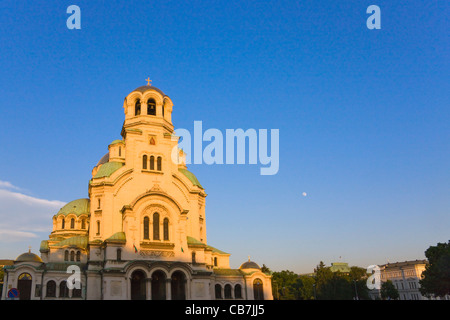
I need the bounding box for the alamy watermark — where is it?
[66,265,81,289]
[171,121,279,175]
[366,265,381,290]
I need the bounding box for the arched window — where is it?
[153,212,160,240]
[143,216,149,240]
[117,248,122,261]
[46,280,56,297]
[163,218,169,240]
[157,156,162,171]
[143,155,148,170]
[214,257,218,267]
[215,284,222,299]
[76,251,81,262]
[81,219,86,229]
[98,198,101,209]
[96,221,100,235]
[135,99,141,116]
[147,99,156,116]
[64,250,69,261]
[192,252,196,264]
[224,284,232,299]
[162,104,165,117]
[70,218,75,229]
[119,146,122,157]
[59,281,69,298]
[150,156,155,170]
[61,218,65,229]
[234,284,242,299]
[70,251,75,261]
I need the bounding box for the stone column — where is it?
[146,278,152,300]
[166,278,172,300]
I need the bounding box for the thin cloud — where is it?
[0,188,66,208]
[0,180,23,191]
[0,186,66,245]
[0,229,38,242]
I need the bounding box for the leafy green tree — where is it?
[272,270,299,300]
[380,280,399,300]
[349,266,370,300]
[261,264,272,275]
[296,275,315,300]
[419,241,450,298]
[313,261,333,299]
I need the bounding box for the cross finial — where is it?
[145,77,152,86]
[28,245,32,253]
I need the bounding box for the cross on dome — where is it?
[145,77,152,86]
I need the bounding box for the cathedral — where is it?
[1,83,273,300]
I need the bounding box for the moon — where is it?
[302,192,307,197]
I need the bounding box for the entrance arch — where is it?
[253,278,264,300]
[171,271,186,300]
[151,270,166,300]
[130,270,146,300]
[18,273,32,300]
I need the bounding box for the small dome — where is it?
[132,85,166,97]
[97,152,109,166]
[56,198,90,217]
[15,251,43,263]
[239,259,261,270]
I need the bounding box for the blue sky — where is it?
[0,1,448,273]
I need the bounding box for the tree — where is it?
[296,275,315,300]
[261,264,272,275]
[380,280,399,300]
[419,241,450,297]
[271,270,299,300]
[313,261,333,299]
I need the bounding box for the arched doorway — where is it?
[18,273,32,300]
[130,270,146,300]
[171,271,186,300]
[253,279,264,300]
[151,270,166,300]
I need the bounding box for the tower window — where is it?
[163,218,169,240]
[157,156,162,171]
[96,221,100,235]
[143,216,149,239]
[70,251,75,261]
[135,99,141,116]
[70,218,75,229]
[61,218,65,229]
[153,212,160,240]
[81,219,86,229]
[119,146,122,157]
[150,156,155,170]
[64,250,69,261]
[143,155,148,170]
[147,99,156,116]
[76,251,81,262]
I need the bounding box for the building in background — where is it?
[369,259,449,300]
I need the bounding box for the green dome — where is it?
[56,198,90,217]
[110,139,124,145]
[178,168,203,189]
[94,161,124,178]
[15,251,43,263]
[55,236,88,249]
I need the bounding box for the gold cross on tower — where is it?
[145,77,152,86]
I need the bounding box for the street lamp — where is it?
[313,283,317,300]
[353,280,359,300]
